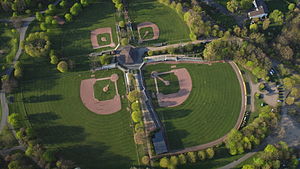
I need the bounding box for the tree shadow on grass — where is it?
[28,112,60,125]
[58,143,135,169]
[158,108,193,119]
[163,121,190,151]
[22,94,63,103]
[35,125,87,145]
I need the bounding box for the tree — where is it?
[14,68,22,79]
[167,47,175,54]
[269,10,284,25]
[8,113,22,128]
[59,0,67,8]
[99,54,111,65]
[57,61,68,73]
[8,160,22,169]
[285,97,295,105]
[225,129,245,155]
[80,0,89,7]
[147,50,153,56]
[131,102,140,111]
[288,3,295,11]
[187,152,197,163]
[141,156,150,165]
[262,19,270,30]
[64,13,72,22]
[159,157,170,168]
[283,77,296,90]
[178,154,187,164]
[290,88,300,99]
[175,3,183,15]
[131,111,142,123]
[206,148,215,159]
[127,90,140,102]
[249,24,258,32]
[70,3,82,16]
[197,150,206,160]
[119,21,125,28]
[242,164,255,169]
[24,32,50,57]
[121,38,129,46]
[170,156,178,166]
[35,12,43,21]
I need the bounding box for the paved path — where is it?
[147,38,216,52]
[0,145,26,157]
[153,61,247,158]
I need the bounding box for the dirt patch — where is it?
[80,74,121,114]
[153,68,192,107]
[90,27,115,49]
[137,22,159,43]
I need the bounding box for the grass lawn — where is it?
[155,72,180,95]
[94,79,116,101]
[264,0,291,12]
[144,63,242,150]
[9,54,137,169]
[97,33,112,46]
[50,0,118,57]
[0,22,19,65]
[128,0,190,45]
[139,27,154,40]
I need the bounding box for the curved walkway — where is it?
[152,61,247,158]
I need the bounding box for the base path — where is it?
[154,68,192,107]
[80,74,121,115]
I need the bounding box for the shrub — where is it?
[141,156,150,165]
[80,0,89,7]
[167,47,175,54]
[119,21,125,28]
[57,61,68,73]
[121,38,129,46]
[259,83,265,91]
[285,97,295,105]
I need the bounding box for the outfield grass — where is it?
[50,0,118,57]
[144,63,241,150]
[94,79,116,101]
[128,0,190,45]
[9,54,137,168]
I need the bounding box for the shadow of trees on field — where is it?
[164,121,190,150]
[35,125,87,145]
[28,112,59,124]
[22,94,63,103]
[58,143,135,169]
[158,108,192,119]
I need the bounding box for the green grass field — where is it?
[128,0,190,45]
[97,33,112,46]
[9,53,137,168]
[0,23,18,64]
[94,79,116,101]
[50,0,118,57]
[144,63,241,150]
